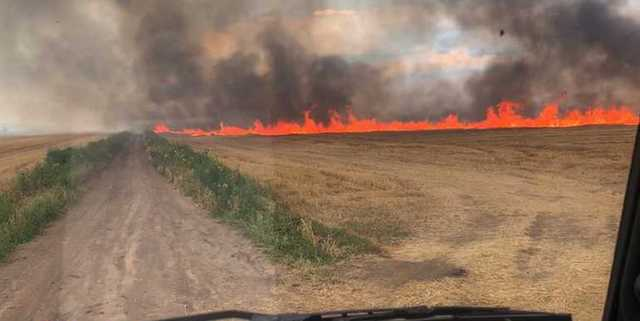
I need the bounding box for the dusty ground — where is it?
[0,139,279,321]
[174,126,637,321]
[0,127,633,321]
[0,134,103,187]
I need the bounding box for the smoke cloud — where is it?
[1,0,638,131]
[454,0,640,119]
[0,0,146,132]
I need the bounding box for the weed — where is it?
[0,132,131,260]
[144,132,378,264]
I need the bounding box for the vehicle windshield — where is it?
[0,1,638,321]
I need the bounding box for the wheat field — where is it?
[173,126,637,321]
[0,134,103,188]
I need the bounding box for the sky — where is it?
[0,0,638,133]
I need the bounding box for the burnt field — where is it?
[172,125,637,321]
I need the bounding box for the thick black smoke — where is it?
[209,25,384,126]
[2,0,639,132]
[129,0,640,128]
[123,1,406,128]
[454,0,640,119]
[136,2,205,105]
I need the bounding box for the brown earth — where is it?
[0,139,279,321]
[0,134,103,187]
[0,127,634,321]
[173,126,638,321]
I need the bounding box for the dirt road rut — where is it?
[0,139,277,321]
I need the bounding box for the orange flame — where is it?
[153,101,639,137]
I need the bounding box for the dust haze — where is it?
[1,0,638,131]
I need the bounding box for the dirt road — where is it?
[0,139,277,321]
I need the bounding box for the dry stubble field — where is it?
[0,134,103,188]
[0,134,105,189]
[173,125,637,321]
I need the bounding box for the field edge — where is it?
[0,132,132,261]
[144,132,379,265]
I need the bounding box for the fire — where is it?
[154,101,639,137]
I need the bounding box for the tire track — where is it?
[0,138,277,321]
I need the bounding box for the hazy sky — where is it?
[0,0,638,133]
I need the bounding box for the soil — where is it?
[0,139,279,321]
[0,127,635,321]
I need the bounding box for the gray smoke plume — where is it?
[0,0,145,132]
[128,0,640,128]
[1,0,638,132]
[454,0,640,119]
[125,1,390,128]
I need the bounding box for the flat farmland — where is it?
[172,126,636,321]
[0,134,103,187]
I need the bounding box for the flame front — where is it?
[154,101,639,137]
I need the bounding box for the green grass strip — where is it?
[0,132,131,260]
[144,132,378,264]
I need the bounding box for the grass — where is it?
[171,135,418,246]
[144,132,378,264]
[0,132,131,260]
[0,134,102,186]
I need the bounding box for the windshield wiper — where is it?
[151,305,571,321]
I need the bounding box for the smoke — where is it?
[0,0,146,132]
[1,0,638,131]
[454,0,640,119]
[135,2,205,105]
[205,23,386,126]
[124,1,399,128]
[130,0,640,128]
